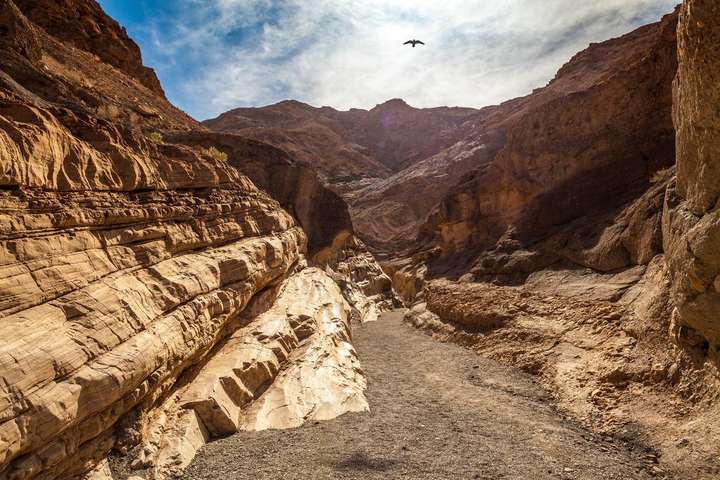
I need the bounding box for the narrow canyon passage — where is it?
[184,312,663,480]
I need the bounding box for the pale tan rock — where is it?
[78,458,114,480]
[153,410,209,480]
[664,0,720,349]
[148,268,367,477]
[314,233,397,322]
[239,269,368,431]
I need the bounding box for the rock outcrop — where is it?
[165,131,399,320]
[421,10,678,277]
[12,0,165,96]
[141,267,367,479]
[0,2,376,479]
[664,0,720,356]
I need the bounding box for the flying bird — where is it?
[404,39,425,48]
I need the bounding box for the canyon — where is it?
[0,0,719,479]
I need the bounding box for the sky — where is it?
[98,0,678,121]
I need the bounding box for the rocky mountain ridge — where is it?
[204,98,485,250]
[206,14,680,253]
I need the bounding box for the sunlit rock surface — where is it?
[0,1,374,478]
[145,268,367,479]
[664,0,720,353]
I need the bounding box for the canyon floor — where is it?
[182,311,665,480]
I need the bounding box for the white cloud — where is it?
[145,0,678,119]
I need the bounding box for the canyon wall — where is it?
[204,99,485,250]
[421,10,678,277]
[398,4,720,477]
[165,131,399,320]
[664,0,720,357]
[0,1,376,478]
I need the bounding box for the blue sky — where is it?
[98,0,677,121]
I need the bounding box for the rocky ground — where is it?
[404,266,720,480]
[184,312,665,480]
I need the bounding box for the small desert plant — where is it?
[204,146,228,162]
[148,131,163,143]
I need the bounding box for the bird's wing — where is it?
[416,40,425,45]
[403,40,413,45]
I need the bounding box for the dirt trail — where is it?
[184,311,667,480]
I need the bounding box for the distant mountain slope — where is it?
[206,12,678,253]
[421,10,678,277]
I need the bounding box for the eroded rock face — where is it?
[420,11,678,276]
[166,131,354,256]
[664,0,720,353]
[13,0,165,96]
[0,2,372,479]
[166,131,400,316]
[320,234,398,323]
[143,268,367,479]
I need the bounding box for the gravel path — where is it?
[183,311,666,480]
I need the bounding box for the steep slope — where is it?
[204,99,483,249]
[419,10,678,278]
[0,2,380,479]
[664,0,720,361]
[12,0,165,96]
[352,16,679,253]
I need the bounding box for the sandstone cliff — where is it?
[664,0,720,362]
[0,1,378,479]
[164,131,399,320]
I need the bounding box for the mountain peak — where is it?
[374,98,412,110]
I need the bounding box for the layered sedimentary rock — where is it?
[165,131,353,256]
[142,268,367,478]
[166,131,399,318]
[0,2,373,479]
[664,0,720,354]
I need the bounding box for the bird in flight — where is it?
[404,39,425,48]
